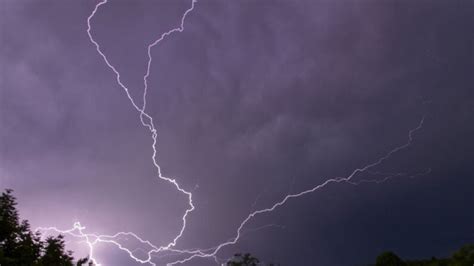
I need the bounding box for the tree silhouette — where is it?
[373,245,474,266]
[76,256,94,266]
[376,251,406,266]
[227,253,260,266]
[39,235,74,266]
[0,189,90,266]
[451,244,474,266]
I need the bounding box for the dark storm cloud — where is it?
[1,0,473,265]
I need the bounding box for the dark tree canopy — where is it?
[0,189,89,266]
[373,245,474,266]
[376,251,406,266]
[39,235,74,266]
[227,253,260,266]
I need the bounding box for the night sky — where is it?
[1,0,473,265]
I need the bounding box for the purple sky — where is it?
[1,0,473,265]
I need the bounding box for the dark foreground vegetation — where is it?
[0,189,91,266]
[371,246,474,266]
[1,189,472,266]
[225,246,474,266]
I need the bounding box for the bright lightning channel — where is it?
[36,0,429,265]
[38,0,198,265]
[165,116,427,266]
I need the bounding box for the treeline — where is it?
[1,188,472,266]
[372,246,474,266]
[225,247,474,266]
[0,189,90,266]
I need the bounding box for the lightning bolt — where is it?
[35,1,430,265]
[88,0,197,250]
[165,116,427,266]
[38,0,199,265]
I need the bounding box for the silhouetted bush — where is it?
[373,245,474,266]
[0,189,89,266]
